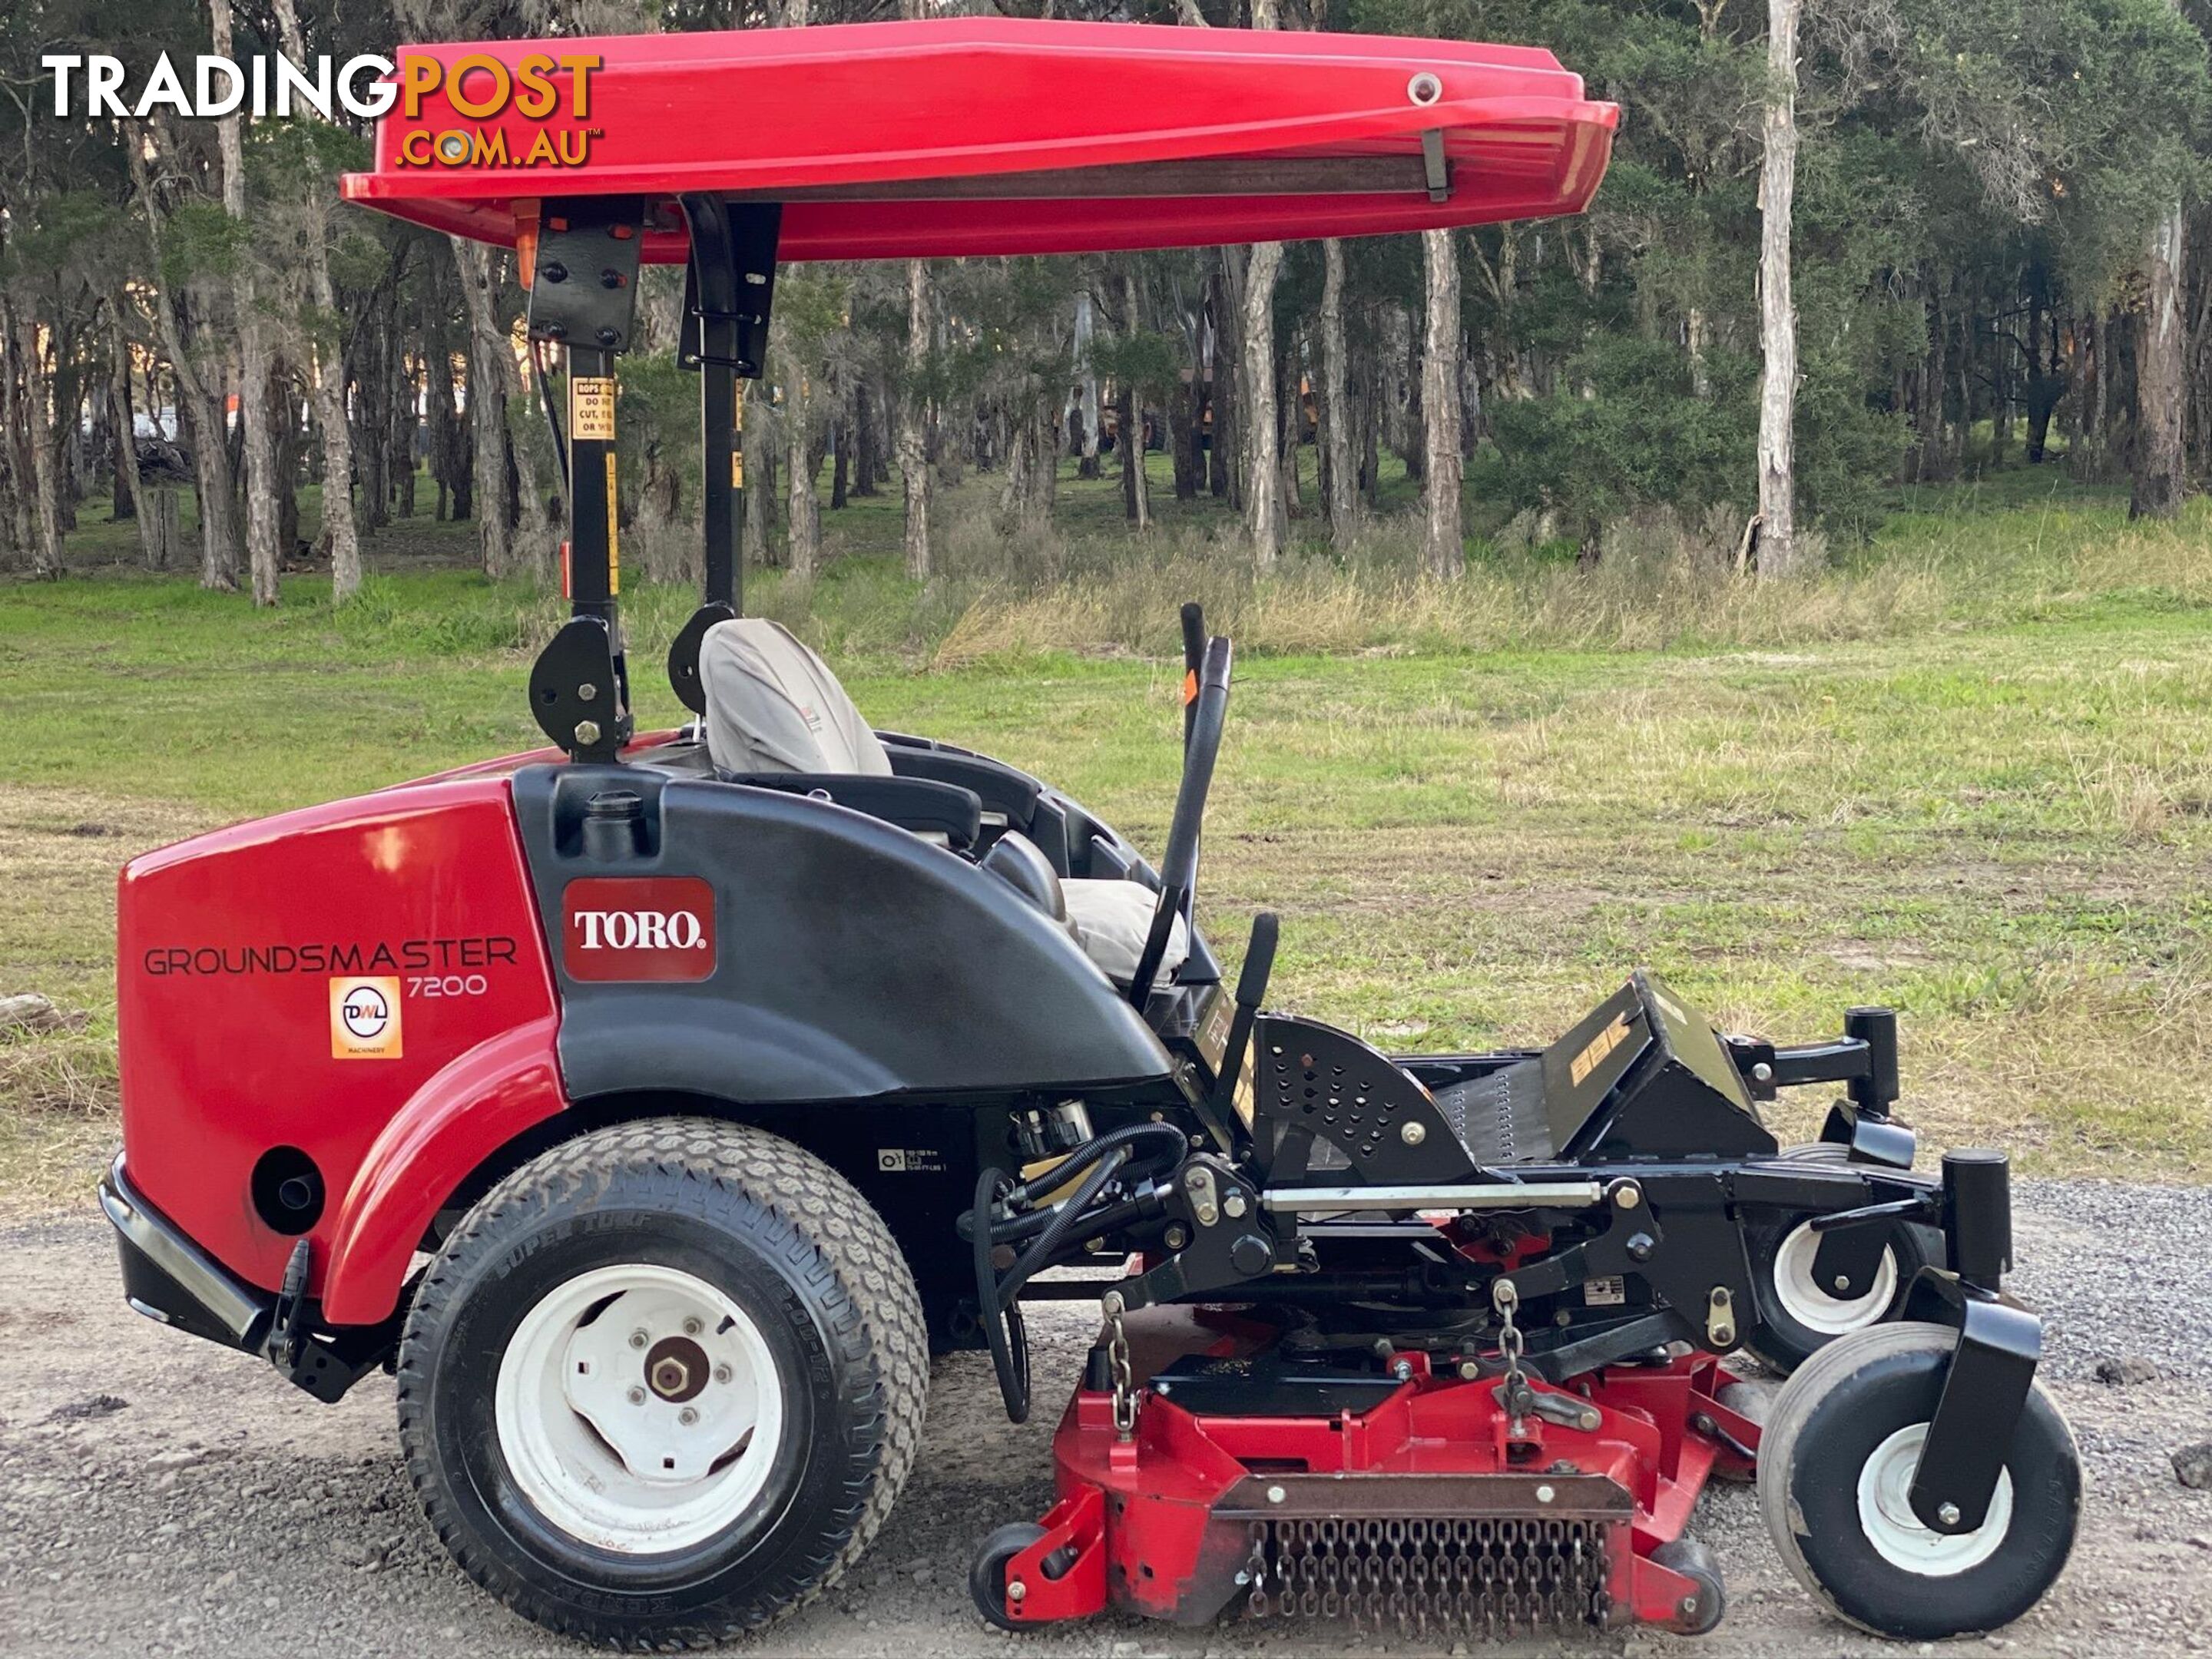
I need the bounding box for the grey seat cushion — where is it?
[700,618,892,777]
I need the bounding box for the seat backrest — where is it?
[700,618,892,777]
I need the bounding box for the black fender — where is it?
[510,763,1175,1104]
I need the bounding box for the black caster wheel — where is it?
[1757,1323,2081,1640]
[1650,1536,1726,1634]
[970,1522,1047,1631]
[1743,1206,1941,1373]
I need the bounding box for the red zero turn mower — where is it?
[104,20,2078,1650]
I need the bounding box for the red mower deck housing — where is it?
[1000,1306,1754,1634]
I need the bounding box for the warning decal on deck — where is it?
[571,376,616,442]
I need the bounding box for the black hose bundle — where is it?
[966,1122,1190,1422]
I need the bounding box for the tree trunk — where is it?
[1209,256,1237,498]
[211,0,282,606]
[10,308,65,578]
[2131,201,2186,520]
[453,240,517,577]
[272,0,362,601]
[108,329,159,566]
[1419,230,1464,578]
[1319,239,1357,548]
[1121,271,1152,530]
[785,357,820,577]
[1241,240,1285,564]
[129,137,240,589]
[1753,0,1804,575]
[899,260,932,578]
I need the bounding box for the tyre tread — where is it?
[396,1118,928,1651]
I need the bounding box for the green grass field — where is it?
[4,463,2210,1207]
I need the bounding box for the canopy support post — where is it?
[667,195,783,716]
[522,196,645,765]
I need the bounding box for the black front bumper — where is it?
[101,1154,276,1356]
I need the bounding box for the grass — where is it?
[3,461,2210,1210]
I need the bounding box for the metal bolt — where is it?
[1164,1224,1188,1250]
[682,1316,703,1336]
[626,1386,646,1406]
[1614,1182,1641,1210]
[595,326,621,347]
[678,1406,699,1426]
[628,1329,649,1349]
[1224,1192,1247,1218]
[1938,1502,1962,1527]
[575,719,601,747]
[1392,1359,1414,1382]
[1680,1595,1699,1618]
[1626,1232,1656,1263]
[578,681,598,700]
[1006,1580,1026,1603]
[1400,1121,1426,1146]
[1155,1381,1172,1397]
[1266,1485,1286,1505]
[1458,1359,1480,1381]
[1834,1274,1853,1293]
[1233,1570,1250,1587]
[1407,71,1442,105]
[1752,1061,1774,1083]
[1535,1484,1555,1504]
[714,1364,732,1384]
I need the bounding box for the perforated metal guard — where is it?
[1254,1017,1477,1183]
[1243,1515,1614,1633]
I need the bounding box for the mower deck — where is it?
[992,1305,1752,1634]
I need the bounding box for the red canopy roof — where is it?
[341,19,1616,263]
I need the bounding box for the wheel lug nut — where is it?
[628,1329,648,1349]
[627,1386,646,1406]
[714,1364,732,1385]
[682,1316,704,1336]
[678,1406,699,1426]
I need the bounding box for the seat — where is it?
[700,618,1187,986]
[700,618,895,777]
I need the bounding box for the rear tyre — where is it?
[396,1119,928,1646]
[1757,1323,2080,1639]
[1743,1210,1940,1373]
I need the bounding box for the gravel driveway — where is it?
[2,1181,2209,1659]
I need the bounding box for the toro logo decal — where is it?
[562,877,717,983]
[330,975,402,1059]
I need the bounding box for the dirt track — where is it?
[3,1181,2210,1659]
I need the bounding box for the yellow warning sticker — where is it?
[732,452,743,488]
[330,976,402,1060]
[604,452,621,594]
[1569,1014,1631,1088]
[570,376,616,442]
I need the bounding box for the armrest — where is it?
[884,747,1042,820]
[717,772,984,849]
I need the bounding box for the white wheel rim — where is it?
[1772,1221,1897,1336]
[494,1263,785,1555]
[1855,1423,2013,1576]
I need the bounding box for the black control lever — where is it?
[1179,602,1205,750]
[1214,912,1278,1119]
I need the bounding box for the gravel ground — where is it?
[2,1180,2209,1659]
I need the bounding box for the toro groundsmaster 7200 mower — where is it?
[104,18,2078,1649]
